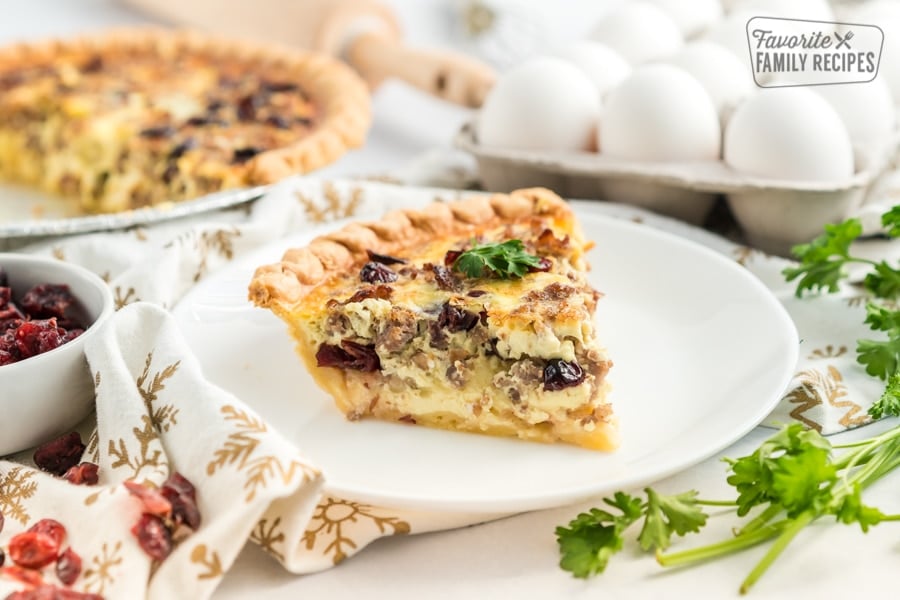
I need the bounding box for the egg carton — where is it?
[455,121,899,255]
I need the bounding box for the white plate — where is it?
[0,183,266,239]
[172,209,799,514]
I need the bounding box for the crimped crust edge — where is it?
[248,187,576,311]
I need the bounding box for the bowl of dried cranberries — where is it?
[0,254,113,455]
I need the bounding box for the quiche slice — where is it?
[0,28,369,213]
[249,188,617,450]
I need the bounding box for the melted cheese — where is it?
[291,210,617,451]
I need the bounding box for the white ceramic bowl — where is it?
[0,254,113,456]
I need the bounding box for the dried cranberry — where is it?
[467,290,487,297]
[316,341,381,372]
[7,585,103,600]
[62,463,99,486]
[33,432,85,477]
[543,359,586,391]
[436,302,479,333]
[131,514,173,561]
[262,81,298,93]
[123,481,172,517]
[185,116,227,127]
[167,139,196,161]
[528,257,553,273]
[55,548,81,586]
[343,285,393,304]
[161,163,179,185]
[359,262,398,284]
[8,532,59,569]
[0,548,4,567]
[20,284,77,319]
[428,322,448,351]
[0,277,85,365]
[160,486,201,531]
[15,319,64,358]
[232,147,262,163]
[139,125,175,139]
[444,249,462,268]
[0,349,15,365]
[427,264,457,292]
[236,94,261,120]
[61,329,84,343]
[28,519,66,549]
[264,115,290,129]
[1,565,44,587]
[162,471,196,500]
[365,250,407,266]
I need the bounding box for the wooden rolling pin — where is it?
[122,0,496,107]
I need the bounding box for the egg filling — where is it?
[0,36,318,213]
[287,218,617,450]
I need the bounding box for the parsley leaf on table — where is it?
[857,302,900,380]
[783,219,863,296]
[868,372,900,419]
[637,489,707,551]
[555,492,642,578]
[880,205,900,238]
[835,484,886,533]
[863,261,900,299]
[726,424,833,518]
[557,489,709,576]
[452,240,542,279]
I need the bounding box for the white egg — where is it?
[553,42,631,99]
[728,0,834,21]
[648,0,723,38]
[703,9,757,60]
[478,57,600,151]
[588,2,683,65]
[599,64,721,161]
[843,1,900,105]
[725,88,854,181]
[813,79,896,146]
[669,41,753,118]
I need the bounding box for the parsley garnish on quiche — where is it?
[0,28,369,213]
[249,188,617,451]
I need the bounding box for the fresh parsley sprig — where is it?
[557,424,900,593]
[783,208,900,399]
[869,373,900,420]
[556,489,718,579]
[557,206,900,593]
[783,215,900,299]
[452,240,543,279]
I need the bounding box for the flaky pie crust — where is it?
[248,187,579,311]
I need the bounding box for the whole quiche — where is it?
[0,28,370,213]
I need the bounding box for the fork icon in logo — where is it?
[835,30,854,49]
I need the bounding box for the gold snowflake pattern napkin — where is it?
[0,178,893,598]
[0,302,326,598]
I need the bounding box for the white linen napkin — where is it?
[0,177,893,598]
